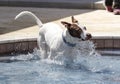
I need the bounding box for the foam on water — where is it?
[1,41,120,84]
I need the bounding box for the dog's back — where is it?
[39,22,64,49]
[40,22,63,36]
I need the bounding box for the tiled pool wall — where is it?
[0,39,38,55]
[0,38,120,55]
[93,37,120,49]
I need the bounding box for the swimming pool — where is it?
[0,41,120,84]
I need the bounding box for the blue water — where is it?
[0,41,120,84]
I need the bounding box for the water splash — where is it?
[2,40,120,84]
[10,48,41,61]
[10,41,98,64]
[9,41,120,74]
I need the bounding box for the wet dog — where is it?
[15,11,92,63]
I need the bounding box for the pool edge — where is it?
[0,36,120,55]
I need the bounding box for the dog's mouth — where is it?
[86,33,92,40]
[81,33,92,41]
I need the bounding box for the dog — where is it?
[15,11,92,63]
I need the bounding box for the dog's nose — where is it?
[86,33,92,40]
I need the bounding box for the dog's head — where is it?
[61,16,92,41]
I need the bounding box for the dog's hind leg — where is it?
[38,36,48,59]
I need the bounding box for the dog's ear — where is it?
[71,16,78,23]
[61,21,71,28]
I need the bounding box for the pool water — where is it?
[1,41,120,84]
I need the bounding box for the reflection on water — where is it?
[0,41,120,84]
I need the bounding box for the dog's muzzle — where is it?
[86,33,92,40]
[80,33,92,41]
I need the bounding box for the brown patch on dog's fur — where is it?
[61,16,92,39]
[61,21,82,38]
[68,24,82,38]
[61,16,83,38]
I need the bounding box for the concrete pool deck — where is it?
[0,7,120,54]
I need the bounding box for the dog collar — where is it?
[62,32,76,47]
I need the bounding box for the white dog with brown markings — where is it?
[15,11,92,63]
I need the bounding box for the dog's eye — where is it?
[83,26,87,30]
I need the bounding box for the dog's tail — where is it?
[15,11,43,27]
